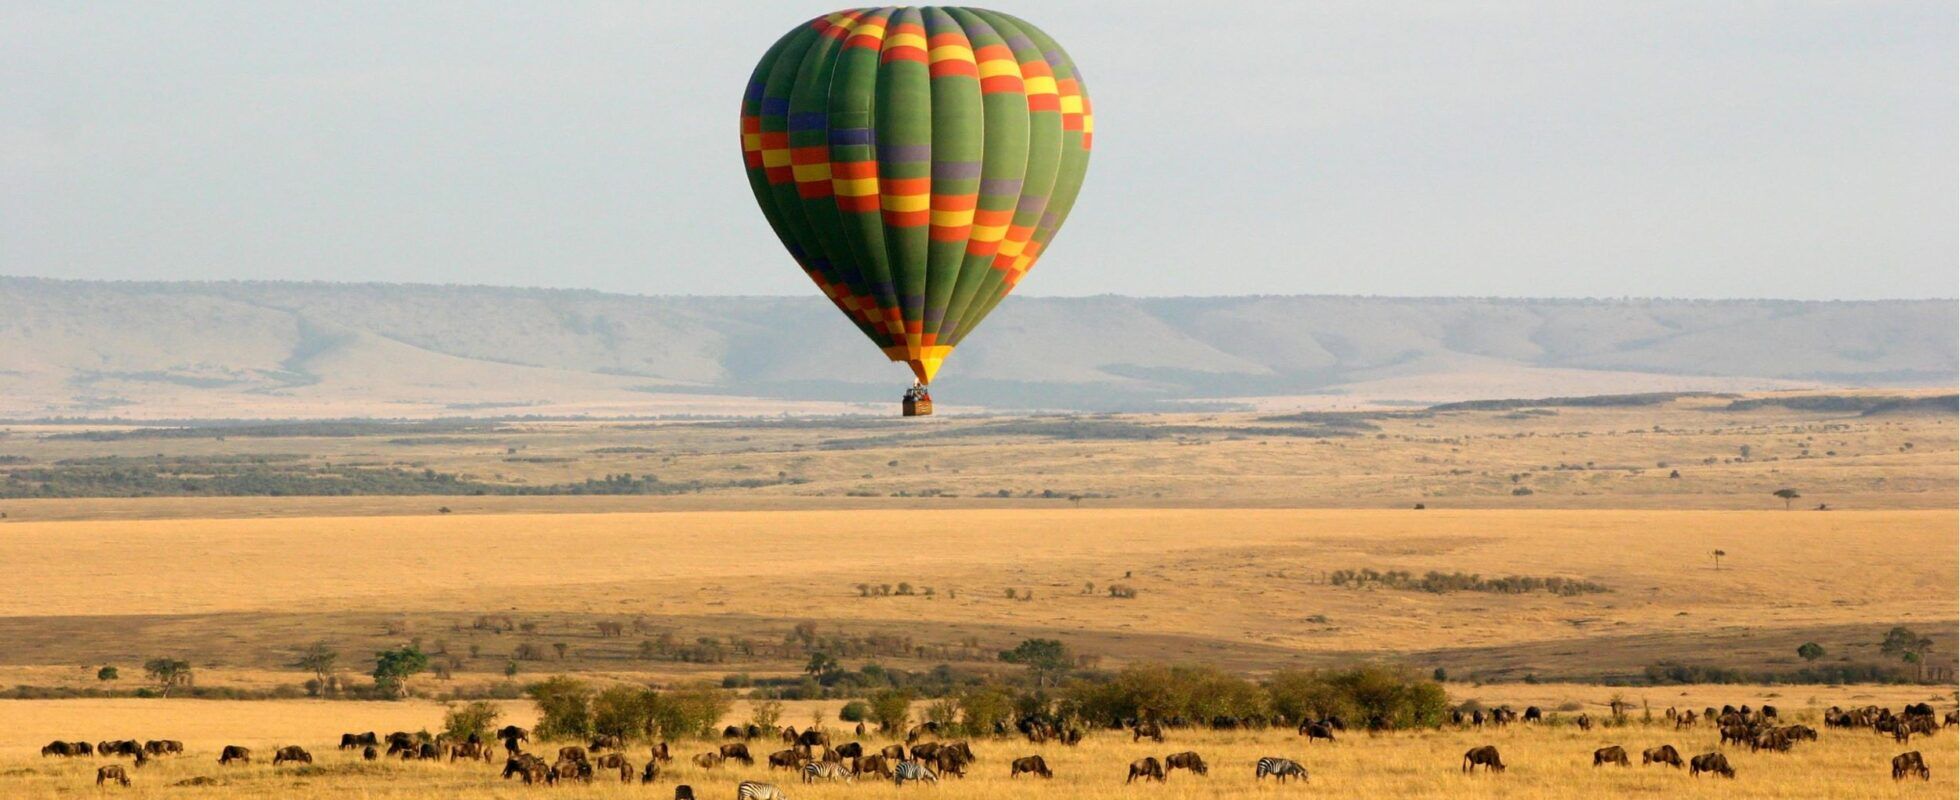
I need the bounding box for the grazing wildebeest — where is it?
[721,742,756,765]
[100,740,142,758]
[893,760,938,785]
[416,742,440,760]
[674,785,695,800]
[1062,727,1084,746]
[71,741,95,756]
[1690,752,1734,778]
[692,752,724,769]
[803,761,853,784]
[640,759,662,783]
[591,734,623,752]
[1471,709,1486,727]
[40,741,78,758]
[650,741,672,762]
[1164,751,1208,776]
[1576,714,1593,732]
[911,742,943,763]
[1132,720,1164,742]
[1255,756,1307,782]
[1126,756,1166,783]
[96,765,131,787]
[1893,751,1929,781]
[594,752,631,781]
[797,729,830,749]
[1451,709,1465,726]
[1010,755,1052,778]
[1642,745,1682,768]
[1593,746,1629,767]
[1675,710,1698,729]
[273,745,313,765]
[149,740,182,756]
[219,745,251,765]
[1523,706,1543,723]
[858,753,893,778]
[1462,745,1504,773]
[880,743,907,762]
[724,725,745,739]
[737,781,789,800]
[340,732,377,750]
[834,741,863,759]
[362,745,378,761]
[1301,722,1336,743]
[768,749,803,770]
[1946,711,1958,729]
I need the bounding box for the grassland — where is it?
[1,699,1953,798]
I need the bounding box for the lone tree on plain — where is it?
[373,646,430,699]
[1881,627,1933,680]
[1773,488,1801,510]
[1000,638,1072,687]
[1711,549,1727,571]
[294,642,338,690]
[143,658,192,697]
[1797,642,1826,662]
[96,666,118,681]
[804,652,840,681]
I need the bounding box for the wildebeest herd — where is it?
[35,700,1950,792]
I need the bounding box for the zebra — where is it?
[893,760,938,785]
[1256,757,1308,782]
[802,760,854,784]
[737,781,789,800]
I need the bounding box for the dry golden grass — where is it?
[0,508,1951,684]
[0,698,1953,799]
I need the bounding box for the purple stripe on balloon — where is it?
[1004,34,1034,51]
[923,307,947,324]
[1039,212,1060,227]
[788,112,827,130]
[745,82,765,101]
[1042,50,1061,66]
[979,178,1023,195]
[932,161,984,180]
[901,294,925,308]
[759,97,792,116]
[870,282,897,296]
[878,144,932,163]
[830,127,875,146]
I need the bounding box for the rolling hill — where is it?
[0,277,1952,417]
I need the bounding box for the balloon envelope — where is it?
[740,7,1094,384]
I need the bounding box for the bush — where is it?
[838,700,871,722]
[528,676,595,740]
[869,689,914,733]
[1262,665,1448,728]
[592,685,657,740]
[957,685,1015,736]
[649,683,732,739]
[1068,663,1267,725]
[96,666,118,681]
[749,698,785,731]
[443,700,501,741]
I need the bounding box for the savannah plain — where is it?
[0,390,1954,797]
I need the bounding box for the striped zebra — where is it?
[1256,757,1308,782]
[737,780,789,800]
[892,760,938,786]
[802,760,854,784]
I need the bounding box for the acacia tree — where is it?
[143,658,193,697]
[373,646,430,699]
[1797,642,1825,662]
[1711,549,1727,571]
[1881,627,1933,680]
[1772,488,1801,510]
[1000,639,1072,687]
[294,642,338,694]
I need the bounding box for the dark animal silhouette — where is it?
[1593,745,1628,767]
[1010,755,1052,778]
[273,745,312,765]
[1126,756,1166,783]
[219,746,251,765]
[1641,745,1682,768]
[96,765,131,787]
[1462,745,1504,773]
[1893,751,1929,781]
[1165,751,1208,775]
[1690,752,1734,778]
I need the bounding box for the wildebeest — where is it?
[273,745,313,765]
[797,729,830,749]
[1301,722,1336,743]
[833,741,864,759]
[1010,755,1052,778]
[556,745,588,763]
[1576,714,1593,732]
[1593,745,1629,767]
[497,725,529,743]
[1523,706,1543,723]
[1165,751,1208,776]
[893,760,938,785]
[1893,751,1930,781]
[858,753,893,778]
[362,745,377,761]
[415,742,440,760]
[737,781,789,800]
[1126,756,1166,783]
[96,765,131,787]
[1690,752,1734,778]
[880,743,907,762]
[650,741,672,762]
[503,754,545,780]
[144,740,182,757]
[40,741,80,758]
[1462,745,1504,773]
[594,752,632,782]
[721,742,756,765]
[1133,720,1164,742]
[1642,744,1682,768]
[768,749,803,770]
[100,740,143,758]
[803,761,854,784]
[692,752,724,769]
[219,745,251,765]
[340,732,377,750]
[1255,756,1307,782]
[590,734,623,752]
[674,785,695,800]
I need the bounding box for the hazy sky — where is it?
[3,2,1954,299]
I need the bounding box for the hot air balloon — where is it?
[740,7,1094,415]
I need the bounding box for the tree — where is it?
[1796,642,1825,662]
[528,676,595,740]
[749,698,785,732]
[1881,627,1933,679]
[143,658,192,697]
[96,666,119,682]
[504,660,519,678]
[1000,638,1072,687]
[552,642,569,660]
[293,642,338,691]
[805,652,840,681]
[838,700,871,723]
[868,689,914,733]
[443,700,502,741]
[372,646,430,699]
[1711,549,1726,571]
[1772,488,1801,510]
